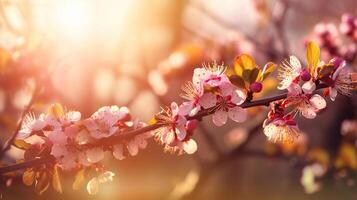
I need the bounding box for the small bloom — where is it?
[278,56,303,90]
[329,64,356,101]
[286,84,326,119]
[87,171,115,195]
[192,63,229,88]
[212,83,247,126]
[180,81,216,116]
[84,106,128,139]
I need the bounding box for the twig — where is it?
[0,87,40,159]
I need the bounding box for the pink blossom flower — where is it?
[84,106,128,139]
[211,83,247,126]
[286,84,326,119]
[192,64,229,88]
[180,81,217,116]
[154,102,198,154]
[18,113,47,139]
[329,62,356,101]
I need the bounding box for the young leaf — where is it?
[23,169,36,186]
[73,168,86,190]
[47,103,64,118]
[306,41,320,75]
[35,171,50,195]
[249,68,261,84]
[234,54,256,76]
[14,139,32,150]
[229,75,246,89]
[52,165,63,194]
[260,62,277,81]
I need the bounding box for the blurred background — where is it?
[0,0,357,199]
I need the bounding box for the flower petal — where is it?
[86,147,104,163]
[228,107,247,123]
[309,94,326,110]
[176,126,187,141]
[127,140,139,156]
[87,177,99,195]
[329,88,337,101]
[199,93,217,109]
[231,89,246,105]
[302,81,316,94]
[212,110,228,126]
[182,139,198,154]
[113,144,126,160]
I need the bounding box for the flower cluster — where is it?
[16,104,152,194]
[264,41,356,143]
[309,14,357,62]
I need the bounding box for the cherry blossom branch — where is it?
[0,83,330,174]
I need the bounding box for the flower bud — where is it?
[300,70,311,81]
[250,82,263,93]
[341,13,355,25]
[186,119,198,131]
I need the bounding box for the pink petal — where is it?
[178,102,192,116]
[175,126,187,141]
[86,147,104,163]
[182,139,198,154]
[199,93,217,109]
[212,110,228,126]
[228,107,247,123]
[193,68,207,87]
[329,87,337,101]
[287,83,302,96]
[171,102,179,116]
[309,94,327,110]
[113,144,126,160]
[219,82,233,97]
[127,140,139,156]
[231,89,246,105]
[302,81,316,94]
[47,130,67,145]
[301,106,317,119]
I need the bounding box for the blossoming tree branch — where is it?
[0,41,356,195]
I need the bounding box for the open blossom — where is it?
[263,117,301,143]
[180,81,216,116]
[83,106,129,139]
[211,82,247,126]
[278,56,305,90]
[328,61,356,101]
[192,63,229,88]
[286,83,326,119]
[18,113,47,139]
[154,102,197,154]
[87,171,115,195]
